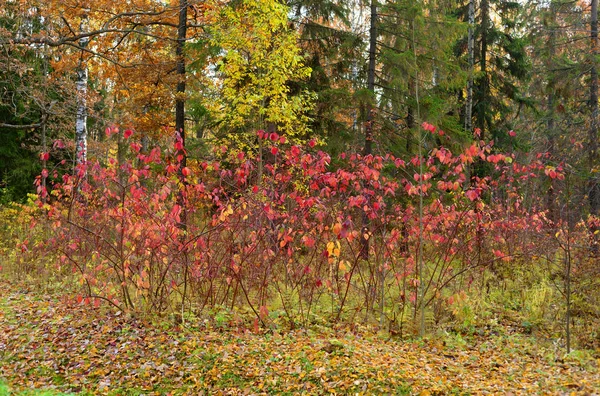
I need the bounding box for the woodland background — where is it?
[1,0,600,385]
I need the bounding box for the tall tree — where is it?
[465,0,475,134]
[176,0,188,150]
[477,0,489,139]
[378,0,465,155]
[207,0,313,147]
[287,0,361,151]
[0,3,72,201]
[459,0,529,145]
[359,0,378,260]
[590,0,600,221]
[364,0,377,156]
[75,10,89,166]
[1,1,208,166]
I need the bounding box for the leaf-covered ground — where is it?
[1,279,599,395]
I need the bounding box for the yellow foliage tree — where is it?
[207,0,314,147]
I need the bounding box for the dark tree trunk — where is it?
[589,0,600,262]
[590,0,600,220]
[175,0,188,226]
[406,78,414,153]
[465,0,474,134]
[477,0,489,141]
[546,1,557,225]
[361,0,377,260]
[175,0,190,324]
[176,0,188,163]
[364,0,377,157]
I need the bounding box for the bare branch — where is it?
[0,122,42,129]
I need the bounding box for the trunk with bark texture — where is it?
[175,0,188,220]
[175,0,189,325]
[361,0,377,260]
[546,1,557,224]
[75,14,89,166]
[465,0,474,134]
[477,0,489,141]
[589,0,600,260]
[590,0,600,220]
[364,0,377,157]
[176,0,188,163]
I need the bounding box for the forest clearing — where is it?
[1,277,599,394]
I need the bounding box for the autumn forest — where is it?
[1,0,600,394]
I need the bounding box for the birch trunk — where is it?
[75,15,89,166]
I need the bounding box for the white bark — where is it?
[75,17,89,165]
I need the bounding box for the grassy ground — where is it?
[0,278,599,395]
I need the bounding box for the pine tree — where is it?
[459,0,529,144]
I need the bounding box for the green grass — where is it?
[0,380,74,396]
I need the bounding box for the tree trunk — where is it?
[364,0,377,156]
[406,77,415,153]
[361,0,377,260]
[465,0,475,134]
[175,0,189,324]
[175,0,188,213]
[546,1,557,224]
[590,0,600,219]
[176,0,188,162]
[590,0,600,256]
[75,14,89,166]
[477,0,489,141]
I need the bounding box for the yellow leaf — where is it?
[327,241,335,256]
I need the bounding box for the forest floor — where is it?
[0,277,599,395]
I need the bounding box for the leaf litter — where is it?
[0,279,598,395]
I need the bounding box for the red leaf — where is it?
[290,146,301,157]
[124,129,133,139]
[421,122,436,133]
[259,305,269,320]
[465,189,480,201]
[130,142,142,153]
